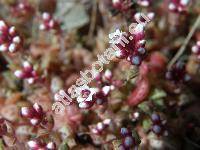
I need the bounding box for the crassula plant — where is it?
[0,0,199,149]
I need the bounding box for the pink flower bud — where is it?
[42,12,51,21]
[21,107,35,118]
[137,0,151,7]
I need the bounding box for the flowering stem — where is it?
[87,0,97,43]
[1,53,14,65]
[167,15,200,69]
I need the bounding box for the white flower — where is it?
[133,24,144,34]
[109,29,125,44]
[168,3,176,10]
[102,85,114,96]
[180,0,190,6]
[76,85,99,103]
[137,0,150,7]
[13,36,21,44]
[112,0,120,4]
[8,43,17,52]
[14,70,23,78]
[104,69,112,79]
[0,44,7,51]
[42,12,50,20]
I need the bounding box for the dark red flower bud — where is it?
[151,114,161,124]
[165,61,190,83]
[91,119,111,134]
[123,136,135,148]
[112,0,133,12]
[120,127,131,137]
[11,2,34,18]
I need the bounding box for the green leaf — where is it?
[55,0,89,31]
[131,130,141,144]
[138,102,150,114]
[142,119,152,132]
[150,88,166,100]
[152,98,164,108]
[112,140,122,150]
[59,140,69,150]
[2,71,18,90]
[0,139,4,150]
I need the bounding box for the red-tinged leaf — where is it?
[128,77,150,106]
[149,52,167,73]
[139,62,149,76]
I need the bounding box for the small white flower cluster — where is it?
[27,140,56,150]
[168,0,190,12]
[109,29,126,44]
[0,20,22,52]
[91,119,112,134]
[108,12,153,45]
[14,61,38,84]
[76,85,99,109]
[39,12,59,31]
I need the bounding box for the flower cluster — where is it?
[14,61,38,84]
[91,119,111,134]
[76,85,99,109]
[165,61,190,83]
[119,128,140,149]
[151,114,168,136]
[75,70,116,109]
[191,41,200,59]
[21,103,44,126]
[109,24,147,66]
[11,2,34,18]
[134,12,154,25]
[94,69,116,104]
[168,0,190,13]
[27,140,56,150]
[0,20,22,53]
[111,0,134,12]
[21,103,49,127]
[39,12,60,32]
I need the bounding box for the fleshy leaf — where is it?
[59,140,69,150]
[150,88,166,100]
[55,0,89,31]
